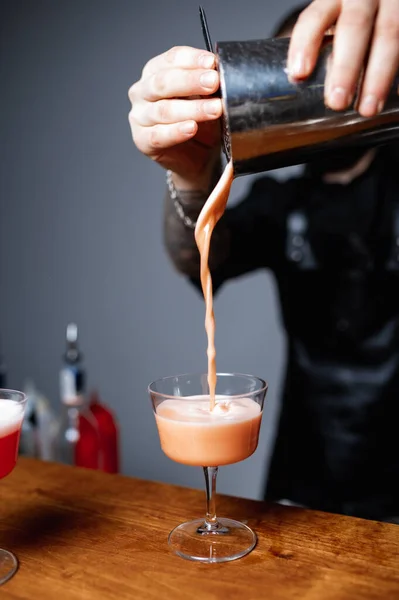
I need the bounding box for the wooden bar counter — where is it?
[1,458,398,599]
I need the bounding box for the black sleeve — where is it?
[190,175,294,295]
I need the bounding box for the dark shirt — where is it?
[191,148,399,521]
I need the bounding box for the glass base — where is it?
[0,549,18,586]
[168,518,257,563]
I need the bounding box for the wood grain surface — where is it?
[1,458,398,599]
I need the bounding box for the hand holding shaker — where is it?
[200,9,399,177]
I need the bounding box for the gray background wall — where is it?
[0,0,302,499]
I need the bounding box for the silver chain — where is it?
[166,170,197,230]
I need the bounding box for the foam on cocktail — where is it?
[0,400,24,438]
[157,396,260,421]
[155,395,262,467]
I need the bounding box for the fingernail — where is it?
[359,94,383,117]
[328,87,349,111]
[180,121,195,134]
[199,54,215,69]
[204,99,221,116]
[200,70,218,90]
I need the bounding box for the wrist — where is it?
[166,170,205,230]
[171,172,211,193]
[169,152,222,194]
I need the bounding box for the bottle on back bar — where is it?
[89,390,119,474]
[57,323,100,468]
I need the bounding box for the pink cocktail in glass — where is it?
[149,373,267,563]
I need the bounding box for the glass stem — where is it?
[203,466,219,529]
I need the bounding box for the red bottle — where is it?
[89,390,119,474]
[74,408,100,469]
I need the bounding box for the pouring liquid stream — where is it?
[194,160,234,411]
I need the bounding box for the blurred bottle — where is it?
[57,323,100,468]
[19,383,37,457]
[0,342,57,461]
[89,390,120,473]
[20,381,57,460]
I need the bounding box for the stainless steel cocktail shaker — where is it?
[215,36,399,176]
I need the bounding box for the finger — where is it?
[288,0,341,80]
[129,120,198,156]
[128,47,216,104]
[132,97,222,127]
[326,0,378,111]
[142,46,215,79]
[323,52,333,102]
[140,67,219,102]
[358,0,399,117]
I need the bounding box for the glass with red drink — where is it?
[0,389,26,585]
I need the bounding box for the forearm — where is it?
[163,167,231,278]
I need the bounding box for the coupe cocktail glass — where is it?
[149,373,267,563]
[0,389,27,585]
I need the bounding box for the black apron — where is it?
[265,163,399,521]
